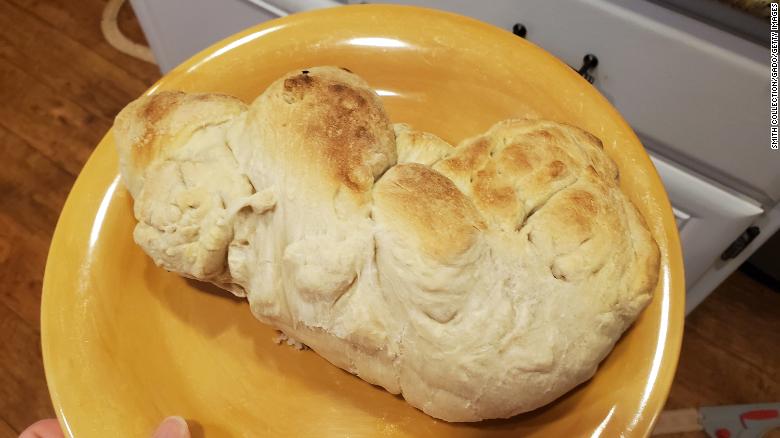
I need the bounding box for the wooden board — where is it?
[0,0,158,434]
[666,271,780,410]
[0,271,55,434]
[6,0,159,84]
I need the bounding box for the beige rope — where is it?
[101,0,156,64]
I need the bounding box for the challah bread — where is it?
[114,66,660,422]
[114,92,254,294]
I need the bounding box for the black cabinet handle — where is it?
[512,23,527,38]
[576,54,599,84]
[512,22,599,84]
[721,226,761,260]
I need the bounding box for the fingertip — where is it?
[151,416,190,438]
[19,419,65,438]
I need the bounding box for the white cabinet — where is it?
[129,0,283,73]
[129,0,345,72]
[650,155,763,286]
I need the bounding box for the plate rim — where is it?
[41,4,686,437]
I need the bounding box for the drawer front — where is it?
[350,0,776,202]
[650,154,762,286]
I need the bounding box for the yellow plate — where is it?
[42,5,685,437]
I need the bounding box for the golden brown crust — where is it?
[114,91,247,197]
[113,91,253,289]
[236,67,396,204]
[432,119,620,232]
[374,163,486,262]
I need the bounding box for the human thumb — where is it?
[151,416,190,438]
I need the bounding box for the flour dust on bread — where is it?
[114,66,660,422]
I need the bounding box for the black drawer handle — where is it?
[577,54,599,84]
[512,22,599,84]
[512,23,527,38]
[721,226,761,261]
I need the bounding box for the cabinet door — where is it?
[130,0,283,72]
[650,154,763,287]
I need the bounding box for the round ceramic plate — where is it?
[42,5,684,437]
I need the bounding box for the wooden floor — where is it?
[0,1,777,436]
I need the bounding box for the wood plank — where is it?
[0,57,108,176]
[0,212,52,332]
[673,330,776,406]
[686,272,780,376]
[0,0,152,121]
[0,418,18,438]
[665,270,780,411]
[661,430,707,437]
[0,2,148,433]
[0,287,55,433]
[653,409,701,435]
[0,129,73,332]
[0,127,74,235]
[664,380,710,410]
[8,0,160,85]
